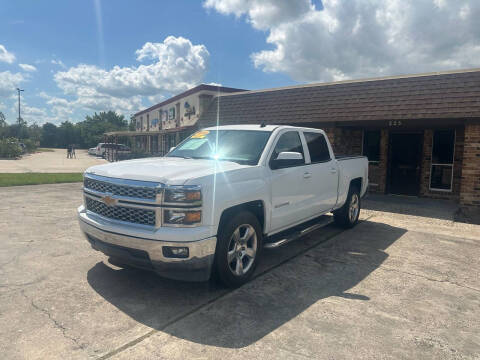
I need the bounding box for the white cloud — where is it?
[52,36,209,114]
[203,0,313,30]
[205,0,480,82]
[147,94,166,104]
[19,63,37,72]
[0,71,25,97]
[51,59,66,69]
[0,45,15,64]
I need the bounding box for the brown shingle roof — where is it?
[198,69,480,127]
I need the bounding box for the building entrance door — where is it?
[387,133,423,196]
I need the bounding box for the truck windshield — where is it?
[166,129,272,165]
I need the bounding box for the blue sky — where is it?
[0,0,479,124]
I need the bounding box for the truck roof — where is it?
[203,124,293,132]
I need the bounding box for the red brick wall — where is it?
[460,123,480,207]
[321,124,476,206]
[368,129,389,194]
[325,127,387,193]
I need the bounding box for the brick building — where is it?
[196,69,480,209]
[105,84,245,156]
[123,68,480,209]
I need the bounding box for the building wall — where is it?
[368,129,389,194]
[327,125,465,201]
[135,90,221,133]
[419,128,464,201]
[460,123,480,207]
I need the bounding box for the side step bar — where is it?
[264,215,334,249]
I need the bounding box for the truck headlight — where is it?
[163,209,202,226]
[164,186,201,204]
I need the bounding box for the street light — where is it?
[16,88,24,125]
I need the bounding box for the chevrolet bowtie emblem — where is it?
[101,195,118,207]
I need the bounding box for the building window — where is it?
[146,114,150,131]
[430,130,455,191]
[304,132,331,163]
[363,130,381,162]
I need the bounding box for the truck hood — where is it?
[85,157,250,184]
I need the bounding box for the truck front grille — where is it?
[85,197,156,226]
[84,177,159,200]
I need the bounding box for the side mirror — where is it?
[271,151,304,169]
[276,151,303,161]
[169,146,176,152]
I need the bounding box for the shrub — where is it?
[0,138,22,158]
[22,138,38,153]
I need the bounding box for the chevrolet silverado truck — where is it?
[78,125,368,287]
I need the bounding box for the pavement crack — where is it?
[97,222,358,359]
[378,266,480,293]
[21,290,86,351]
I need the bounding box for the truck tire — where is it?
[213,211,263,287]
[334,185,361,228]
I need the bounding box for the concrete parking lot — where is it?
[0,184,479,359]
[0,149,106,173]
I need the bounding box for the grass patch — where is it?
[0,173,83,187]
[36,148,55,152]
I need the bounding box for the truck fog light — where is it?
[163,246,189,258]
[163,209,201,226]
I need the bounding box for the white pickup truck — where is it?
[78,125,368,287]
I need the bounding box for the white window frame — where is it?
[429,129,456,192]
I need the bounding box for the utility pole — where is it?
[16,88,24,125]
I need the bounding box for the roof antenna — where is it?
[260,120,266,128]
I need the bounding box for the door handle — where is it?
[330,168,337,174]
[303,172,312,179]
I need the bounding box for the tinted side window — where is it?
[270,131,305,168]
[304,132,331,162]
[272,131,304,158]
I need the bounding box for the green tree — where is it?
[78,111,127,148]
[0,112,7,138]
[41,122,59,147]
[0,111,6,127]
[129,114,136,131]
[27,123,42,145]
[57,121,81,147]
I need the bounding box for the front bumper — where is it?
[78,207,217,282]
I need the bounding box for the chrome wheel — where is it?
[349,193,359,223]
[227,224,257,276]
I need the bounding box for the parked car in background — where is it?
[115,144,131,156]
[79,125,368,287]
[88,147,97,155]
[95,143,130,158]
[94,143,108,157]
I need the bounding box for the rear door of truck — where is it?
[301,130,339,212]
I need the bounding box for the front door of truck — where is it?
[302,131,338,213]
[268,130,313,233]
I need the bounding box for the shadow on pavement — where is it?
[87,220,406,348]
[363,194,459,221]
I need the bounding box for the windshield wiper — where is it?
[167,155,193,159]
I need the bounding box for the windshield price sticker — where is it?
[191,130,209,139]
